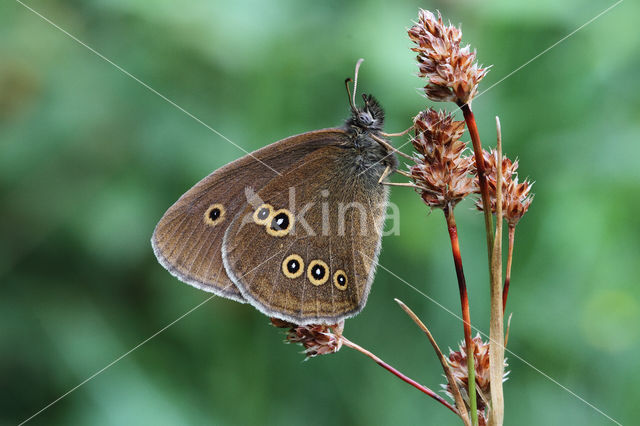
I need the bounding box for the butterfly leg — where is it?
[380,125,414,138]
[381,181,422,189]
[369,134,413,160]
[377,165,392,184]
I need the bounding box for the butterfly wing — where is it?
[222,143,389,324]
[151,130,346,302]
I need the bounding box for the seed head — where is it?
[476,148,534,226]
[408,9,490,104]
[410,108,476,209]
[270,318,344,359]
[445,334,509,426]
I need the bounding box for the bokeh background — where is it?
[1,0,638,424]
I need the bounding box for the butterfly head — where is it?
[347,93,385,132]
[342,60,396,174]
[344,67,385,133]
[343,59,385,133]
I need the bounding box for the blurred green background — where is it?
[1,0,638,424]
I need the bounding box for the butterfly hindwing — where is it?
[222,143,389,324]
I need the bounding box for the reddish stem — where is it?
[459,102,494,256]
[443,205,477,420]
[340,336,459,416]
[502,225,516,312]
[443,207,474,353]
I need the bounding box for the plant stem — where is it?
[395,299,471,426]
[503,225,516,312]
[340,336,459,416]
[458,102,494,258]
[504,313,513,348]
[443,205,478,426]
[488,117,505,426]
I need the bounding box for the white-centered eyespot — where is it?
[282,254,304,279]
[333,269,348,291]
[253,204,274,225]
[307,259,329,286]
[204,204,225,226]
[266,208,294,237]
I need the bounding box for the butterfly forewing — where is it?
[151,130,345,302]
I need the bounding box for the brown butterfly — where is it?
[152,61,398,325]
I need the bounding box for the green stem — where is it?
[444,205,478,426]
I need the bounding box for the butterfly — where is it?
[151,61,398,325]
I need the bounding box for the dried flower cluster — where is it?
[270,318,344,358]
[408,9,489,104]
[445,335,509,426]
[476,149,534,226]
[410,108,476,209]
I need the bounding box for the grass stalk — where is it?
[488,117,505,425]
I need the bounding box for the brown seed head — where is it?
[270,318,344,359]
[445,334,509,425]
[475,148,534,226]
[409,108,475,209]
[408,9,489,104]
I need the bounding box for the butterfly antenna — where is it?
[345,78,356,111]
[352,58,364,107]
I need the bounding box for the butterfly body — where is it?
[152,93,396,324]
